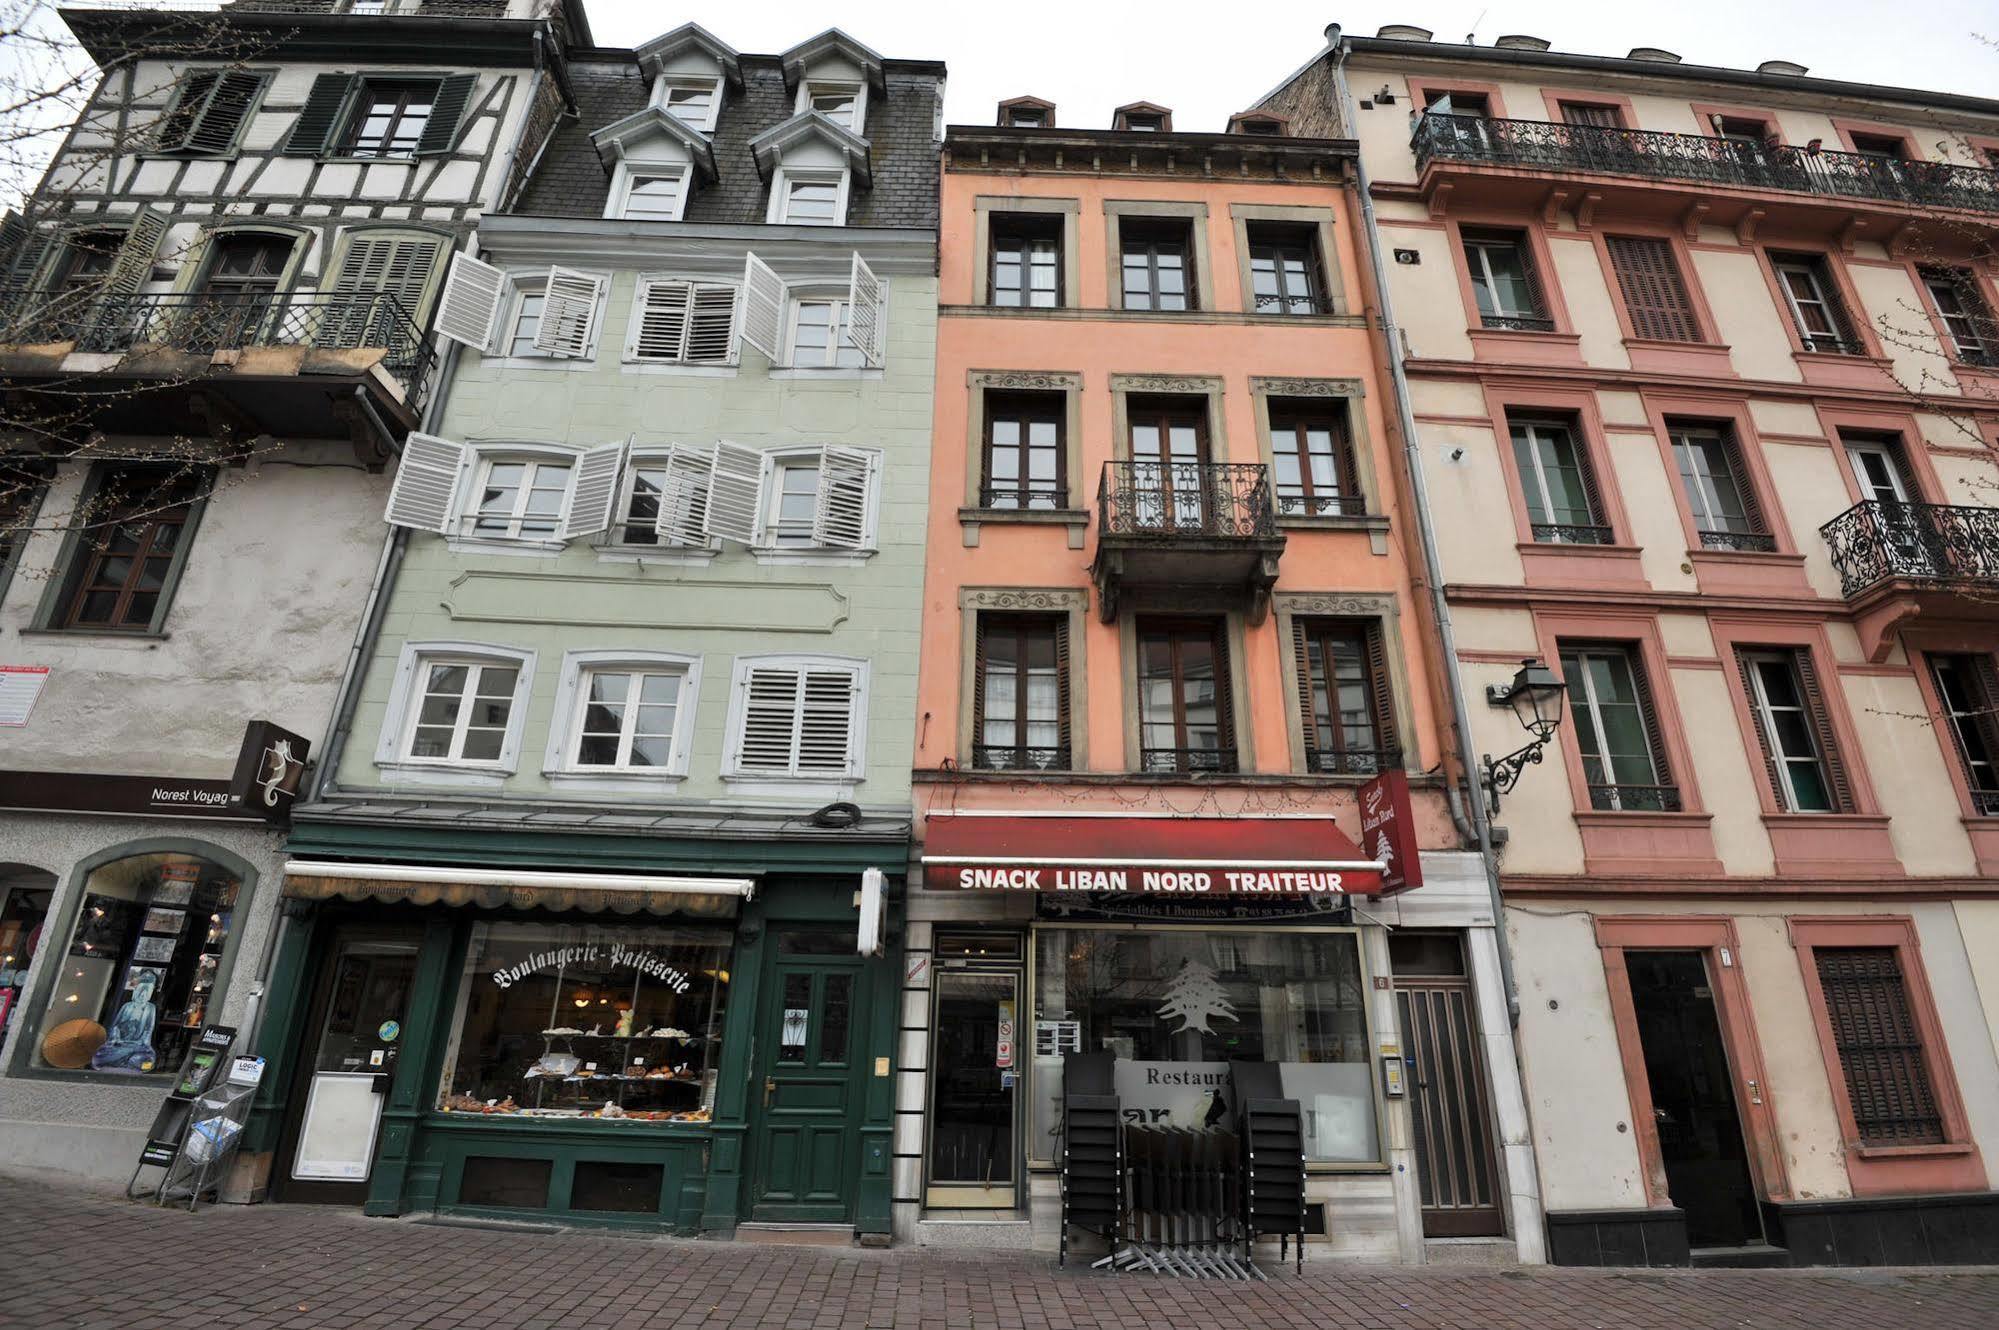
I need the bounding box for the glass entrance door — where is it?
[283,930,420,1203]
[926,969,1020,1208]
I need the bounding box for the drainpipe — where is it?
[1328,32,1521,1027]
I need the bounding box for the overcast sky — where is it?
[580,1,1997,134]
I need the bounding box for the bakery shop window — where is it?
[1028,924,1378,1166]
[29,852,239,1076]
[436,921,731,1122]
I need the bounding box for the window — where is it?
[659,78,720,132]
[1670,424,1772,552]
[0,465,48,603]
[1559,645,1677,810]
[1462,228,1550,331]
[467,456,573,540]
[1714,116,1772,164]
[54,466,206,632]
[617,169,689,222]
[1137,618,1235,774]
[1120,218,1195,311]
[1604,235,1702,342]
[482,267,608,362]
[1005,107,1046,128]
[1293,619,1396,775]
[1813,947,1945,1145]
[437,921,732,1122]
[506,289,546,358]
[1030,928,1378,1165]
[628,278,738,365]
[1120,112,1165,132]
[154,69,263,156]
[405,656,522,763]
[1269,405,1361,516]
[340,80,437,158]
[25,852,240,1076]
[628,441,878,554]
[1849,133,1908,161]
[1770,251,1861,354]
[725,657,866,780]
[773,170,845,225]
[1738,648,1847,813]
[981,391,1065,509]
[1126,398,1211,531]
[786,297,866,368]
[1424,91,1488,117]
[1919,266,1999,366]
[1508,418,1607,544]
[974,613,1069,770]
[765,456,821,548]
[567,666,689,771]
[1928,654,1999,814]
[1423,91,1492,151]
[1559,101,1622,128]
[1246,222,1325,315]
[608,456,688,549]
[803,81,863,131]
[989,213,1061,308]
[1843,433,1915,505]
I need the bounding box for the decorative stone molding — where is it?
[958,586,1087,611]
[1275,590,1398,618]
[1108,372,1224,395]
[1251,375,1365,399]
[967,369,1082,391]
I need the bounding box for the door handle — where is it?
[764,1076,776,1108]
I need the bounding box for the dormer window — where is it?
[773,169,847,225]
[1113,102,1173,133]
[1008,108,1045,128]
[802,80,865,132]
[615,166,691,221]
[997,96,1056,129]
[1124,113,1163,132]
[658,78,722,133]
[1229,111,1289,137]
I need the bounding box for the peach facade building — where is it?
[1263,25,1999,1266]
[898,96,1543,1262]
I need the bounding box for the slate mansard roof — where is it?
[515,50,943,228]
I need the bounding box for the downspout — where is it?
[1329,34,1521,1027]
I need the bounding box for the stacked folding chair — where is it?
[1231,1059,1310,1273]
[1058,1051,1124,1268]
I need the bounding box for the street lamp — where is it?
[1479,658,1567,816]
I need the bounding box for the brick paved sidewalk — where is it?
[2,1176,1996,1330]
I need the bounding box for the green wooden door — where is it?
[747,933,868,1223]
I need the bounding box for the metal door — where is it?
[1393,933,1504,1237]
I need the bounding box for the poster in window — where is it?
[141,908,186,936]
[72,895,129,955]
[132,934,178,965]
[123,965,167,994]
[150,876,195,907]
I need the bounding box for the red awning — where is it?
[920,813,1385,897]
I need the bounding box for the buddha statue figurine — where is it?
[91,968,161,1073]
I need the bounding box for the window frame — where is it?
[1243,221,1327,316]
[971,611,1070,772]
[987,212,1063,309]
[1767,249,1865,356]
[1132,615,1237,775]
[462,452,576,543]
[1508,415,1608,545]
[1925,652,1999,816]
[34,464,212,637]
[152,68,268,158]
[486,268,610,367]
[1268,403,1362,518]
[782,292,868,369]
[1118,215,1198,312]
[1558,642,1676,812]
[755,444,882,556]
[980,389,1067,511]
[0,465,51,610]
[1459,226,1551,331]
[1601,232,1707,344]
[720,652,871,786]
[623,273,741,368]
[376,640,537,778]
[797,78,867,132]
[1917,265,1999,366]
[337,77,442,160]
[654,75,723,132]
[1740,648,1840,813]
[768,166,850,227]
[1293,617,1397,776]
[1669,423,1770,549]
[542,648,703,785]
[607,161,693,223]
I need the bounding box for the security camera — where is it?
[1447,446,1466,462]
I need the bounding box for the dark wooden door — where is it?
[747,933,868,1223]
[1395,948,1504,1237]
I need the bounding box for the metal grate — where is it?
[1814,947,1945,1146]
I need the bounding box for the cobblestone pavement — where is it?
[3,1177,1998,1329]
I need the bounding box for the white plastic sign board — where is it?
[226,1056,265,1088]
[292,1072,384,1182]
[0,665,49,726]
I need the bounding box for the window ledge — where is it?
[138,151,239,164]
[444,536,568,559]
[619,361,739,378]
[594,547,719,567]
[768,367,884,381]
[719,774,863,800]
[1852,1141,1978,1160]
[318,156,419,167]
[481,355,598,373]
[15,627,169,642]
[1277,513,1388,532]
[957,507,1090,526]
[375,761,513,791]
[751,548,876,566]
[542,770,688,795]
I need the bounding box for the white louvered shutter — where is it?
[740,251,786,360]
[434,251,508,351]
[736,666,802,773]
[630,278,691,361]
[383,432,468,532]
[812,445,874,550]
[703,440,767,545]
[797,667,859,773]
[687,283,740,363]
[559,439,629,540]
[847,251,885,367]
[533,266,605,358]
[654,444,715,546]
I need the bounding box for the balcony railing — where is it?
[1305,747,1401,777]
[1698,528,1779,554]
[1098,461,1277,540]
[1587,783,1684,813]
[1821,499,1999,597]
[1412,113,1999,216]
[1139,747,1239,775]
[978,484,1067,511]
[0,288,438,413]
[1532,522,1614,545]
[970,744,1069,773]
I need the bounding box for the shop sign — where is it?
[1037,892,1350,924]
[0,719,309,822]
[1113,1060,1233,1129]
[227,720,311,823]
[948,867,1354,894]
[489,942,694,994]
[0,665,49,726]
[1359,769,1423,895]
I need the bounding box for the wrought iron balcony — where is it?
[977,483,1067,511]
[1091,460,1286,623]
[970,744,1070,773]
[1305,747,1401,777]
[1531,522,1615,545]
[1139,747,1239,776]
[1412,113,1999,216]
[1821,500,1999,597]
[1587,783,1684,813]
[1698,529,1779,554]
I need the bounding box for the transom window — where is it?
[1560,644,1676,811]
[982,391,1064,509]
[340,80,436,159]
[1508,418,1606,544]
[571,667,684,770]
[1741,649,1837,813]
[1247,222,1324,315]
[407,658,519,763]
[620,171,687,222]
[990,213,1061,308]
[469,458,573,540]
[1121,218,1194,311]
[1137,618,1234,774]
[788,298,866,367]
[1270,406,1359,516]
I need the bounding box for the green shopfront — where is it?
[243,815,902,1238]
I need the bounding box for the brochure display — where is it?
[126,1025,262,1209]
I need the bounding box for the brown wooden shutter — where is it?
[1363,620,1399,761]
[1052,614,1073,767]
[1333,409,1365,507]
[969,612,990,764]
[1792,647,1856,813]
[1968,656,1999,778]
[1735,649,1788,804]
[1212,620,1238,758]
[1814,947,1945,1146]
[1292,619,1320,768]
[1626,650,1676,800]
[1606,235,1701,342]
[1572,431,1609,530]
[1719,424,1769,535]
[1515,233,1551,321]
